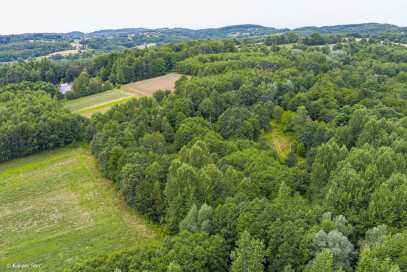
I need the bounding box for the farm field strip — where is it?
[121,73,186,96]
[62,89,135,113]
[63,73,188,116]
[75,97,135,114]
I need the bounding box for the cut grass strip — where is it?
[76,97,135,114]
[62,89,134,112]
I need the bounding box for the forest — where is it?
[0,34,74,62]
[1,32,407,271]
[1,22,406,62]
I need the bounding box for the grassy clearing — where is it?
[62,89,135,113]
[266,120,297,158]
[0,147,157,271]
[135,43,156,49]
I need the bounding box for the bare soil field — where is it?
[122,73,188,97]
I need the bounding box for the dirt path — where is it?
[266,122,294,158]
[273,138,283,155]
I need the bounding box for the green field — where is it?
[0,147,156,271]
[62,89,135,113]
[75,97,135,115]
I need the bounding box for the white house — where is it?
[59,82,73,94]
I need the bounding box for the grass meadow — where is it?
[0,146,157,271]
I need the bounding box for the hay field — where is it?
[121,73,185,97]
[0,147,157,271]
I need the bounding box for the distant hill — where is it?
[1,23,405,62]
[66,23,404,38]
[293,23,401,37]
[52,24,284,39]
[4,23,404,39]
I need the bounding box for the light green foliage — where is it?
[179,204,214,233]
[165,141,227,232]
[280,110,295,132]
[167,262,183,272]
[273,105,284,121]
[366,173,407,228]
[309,142,348,201]
[325,163,366,216]
[321,213,354,237]
[328,50,348,63]
[230,231,269,272]
[292,106,309,131]
[313,230,356,271]
[355,246,400,272]
[310,249,334,272]
[180,204,199,233]
[198,204,214,233]
[358,225,388,249]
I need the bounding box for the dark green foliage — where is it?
[73,231,228,272]
[0,85,83,162]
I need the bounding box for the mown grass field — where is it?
[0,147,157,271]
[62,89,135,113]
[77,97,136,117]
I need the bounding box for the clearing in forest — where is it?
[0,147,157,271]
[135,43,156,49]
[37,49,85,60]
[266,121,296,158]
[121,73,186,97]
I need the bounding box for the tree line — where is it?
[0,82,85,163]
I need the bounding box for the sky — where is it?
[1,0,406,34]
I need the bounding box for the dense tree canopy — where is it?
[2,35,407,271]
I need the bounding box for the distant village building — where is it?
[59,82,73,94]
